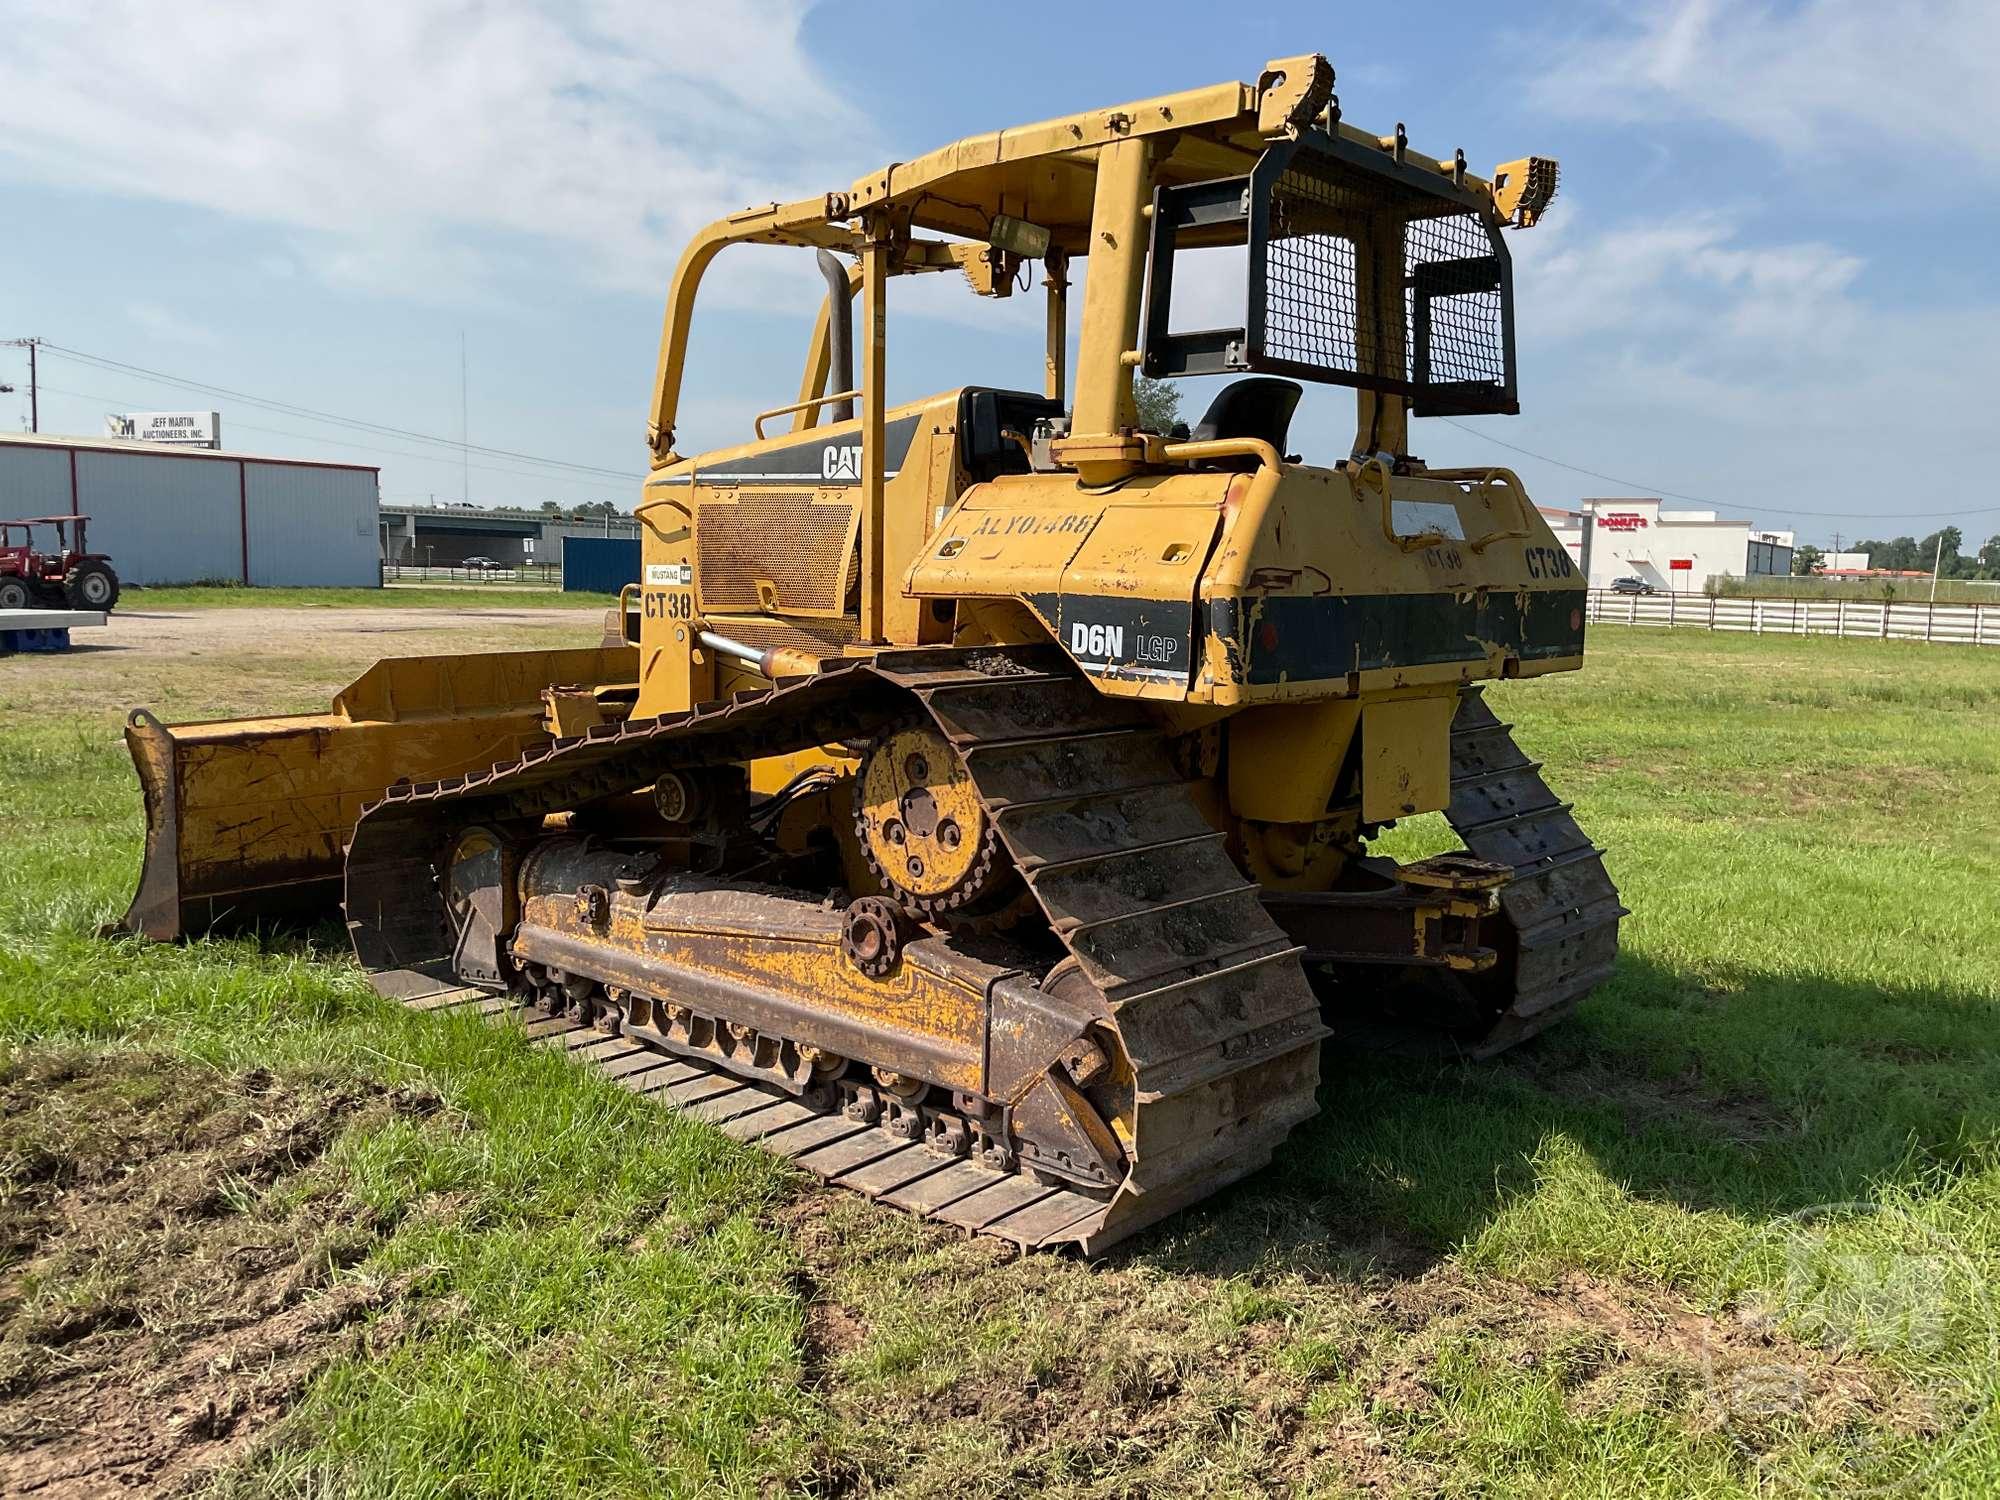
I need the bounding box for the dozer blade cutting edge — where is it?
[121,645,636,940]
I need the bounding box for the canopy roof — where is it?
[711,54,1530,258]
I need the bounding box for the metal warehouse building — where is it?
[0,433,380,587]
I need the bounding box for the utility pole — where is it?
[459,331,469,507]
[3,338,41,432]
[1932,532,1945,602]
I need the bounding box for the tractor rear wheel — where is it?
[0,577,31,611]
[64,561,119,611]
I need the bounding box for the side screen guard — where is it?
[1141,130,1518,417]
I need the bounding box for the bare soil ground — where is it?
[781,1186,1921,1496]
[86,608,596,668]
[3,604,608,721]
[0,1051,435,1497]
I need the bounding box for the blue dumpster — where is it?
[563,536,641,595]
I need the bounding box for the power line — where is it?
[33,338,1994,529]
[39,342,643,482]
[1437,417,2000,522]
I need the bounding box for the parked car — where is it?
[462,556,506,571]
[1609,575,1657,595]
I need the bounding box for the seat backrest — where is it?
[1190,377,1304,452]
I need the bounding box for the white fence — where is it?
[381,563,561,587]
[1586,589,2000,648]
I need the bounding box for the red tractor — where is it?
[0,515,121,611]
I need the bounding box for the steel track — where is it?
[1442,686,1626,1058]
[404,985,1126,1249]
[347,647,1327,1255]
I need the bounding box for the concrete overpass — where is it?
[378,503,640,569]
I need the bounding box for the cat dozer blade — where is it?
[120,645,636,940]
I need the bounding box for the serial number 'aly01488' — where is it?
[974,511,1096,539]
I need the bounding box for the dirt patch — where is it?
[1355,1265,1942,1475]
[1728,761,1964,820]
[782,1187,1930,1496]
[1375,1265,1868,1406]
[1499,1050,1791,1147]
[93,605,589,654]
[2,604,604,722]
[806,1300,869,1365]
[0,1050,435,1497]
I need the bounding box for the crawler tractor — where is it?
[122,55,1621,1252]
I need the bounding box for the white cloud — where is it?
[1535,0,2000,169]
[1496,2,2000,533]
[126,302,219,348]
[1479,199,2000,531]
[1513,204,1862,356]
[0,0,866,298]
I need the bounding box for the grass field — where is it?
[3,620,1998,1496]
[126,584,613,609]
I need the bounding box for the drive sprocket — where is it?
[852,720,1006,915]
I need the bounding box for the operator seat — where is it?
[1191,377,1304,457]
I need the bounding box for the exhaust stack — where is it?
[816,248,854,423]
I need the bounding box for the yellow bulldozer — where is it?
[121,55,1619,1253]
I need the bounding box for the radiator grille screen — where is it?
[695,491,859,616]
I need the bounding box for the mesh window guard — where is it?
[1143,131,1518,416]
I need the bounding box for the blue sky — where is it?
[2,0,1996,547]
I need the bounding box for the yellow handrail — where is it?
[753,389,861,440]
[1358,456,1448,553]
[1160,436,1283,472]
[633,494,694,524]
[1426,466,1533,553]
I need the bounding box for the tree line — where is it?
[473,500,624,521]
[1804,528,2000,579]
